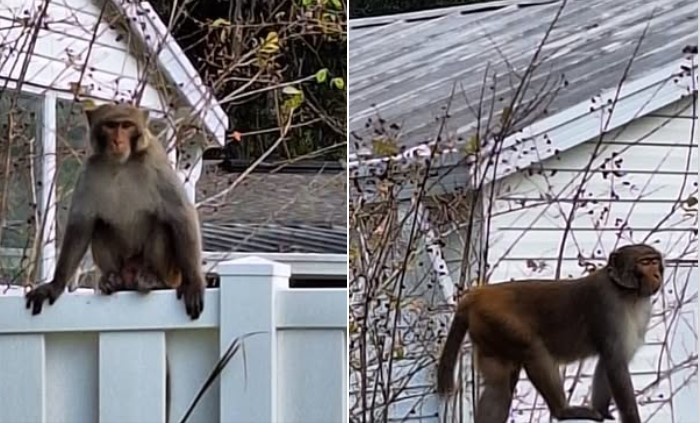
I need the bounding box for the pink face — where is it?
[99,120,138,160]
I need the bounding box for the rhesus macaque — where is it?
[437,244,663,423]
[25,103,205,319]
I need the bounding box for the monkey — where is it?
[25,103,205,320]
[100,255,177,294]
[436,244,663,423]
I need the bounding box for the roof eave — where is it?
[111,0,229,144]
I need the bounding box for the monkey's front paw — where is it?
[176,282,204,320]
[25,283,63,315]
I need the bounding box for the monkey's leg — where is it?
[91,235,130,294]
[474,356,520,423]
[142,226,181,291]
[522,345,604,421]
[591,360,615,420]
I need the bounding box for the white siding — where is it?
[482,98,697,422]
[0,0,163,111]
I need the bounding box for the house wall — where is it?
[0,0,164,110]
[478,97,698,422]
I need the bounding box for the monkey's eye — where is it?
[121,122,135,130]
[104,121,119,129]
[639,258,658,266]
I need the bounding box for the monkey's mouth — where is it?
[642,278,662,296]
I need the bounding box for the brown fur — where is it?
[437,244,663,423]
[25,103,205,319]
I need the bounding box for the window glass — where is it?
[55,99,89,243]
[0,92,42,283]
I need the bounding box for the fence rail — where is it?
[0,257,347,423]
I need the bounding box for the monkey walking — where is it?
[437,244,663,423]
[26,103,206,320]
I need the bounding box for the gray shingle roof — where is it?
[197,163,346,226]
[196,162,347,254]
[349,0,697,154]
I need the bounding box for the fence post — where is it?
[217,256,290,423]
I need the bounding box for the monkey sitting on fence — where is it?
[437,243,663,423]
[25,103,206,319]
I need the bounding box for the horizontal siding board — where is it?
[496,150,697,199]
[605,116,697,145]
[487,203,694,238]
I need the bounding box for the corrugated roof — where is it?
[201,222,346,254]
[349,0,697,154]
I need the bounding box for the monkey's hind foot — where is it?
[133,270,166,293]
[555,406,604,421]
[99,272,125,295]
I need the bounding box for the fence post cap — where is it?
[217,256,292,277]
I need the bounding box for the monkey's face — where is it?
[97,119,141,162]
[634,253,663,296]
[85,104,149,163]
[608,244,664,297]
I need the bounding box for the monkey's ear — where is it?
[607,251,637,289]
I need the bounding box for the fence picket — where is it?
[98,331,167,423]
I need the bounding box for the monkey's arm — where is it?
[158,174,204,319]
[26,175,95,314]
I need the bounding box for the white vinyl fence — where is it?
[0,257,347,423]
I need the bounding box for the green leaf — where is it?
[372,137,398,156]
[315,68,329,83]
[282,86,302,95]
[283,95,303,111]
[302,0,314,6]
[80,99,96,110]
[331,77,345,90]
[211,18,230,28]
[464,134,480,154]
[260,32,279,54]
[329,0,342,9]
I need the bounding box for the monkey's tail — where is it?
[436,306,469,395]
